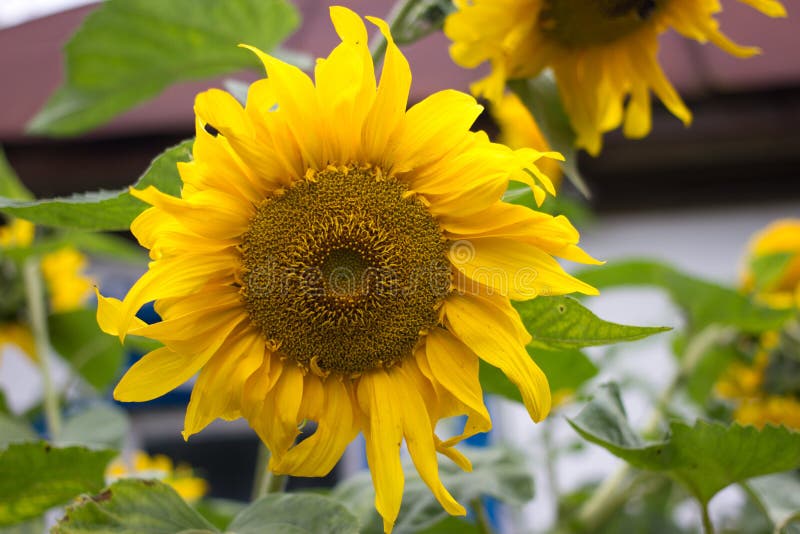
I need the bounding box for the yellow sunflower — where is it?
[741,218,800,309]
[491,92,562,189]
[106,451,209,502]
[716,334,800,430]
[96,7,598,531]
[444,0,787,155]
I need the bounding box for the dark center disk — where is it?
[539,0,660,47]
[240,166,451,375]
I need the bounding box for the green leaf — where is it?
[481,348,597,404]
[0,416,37,449]
[333,446,532,534]
[0,140,191,231]
[0,148,32,201]
[746,473,800,532]
[417,516,481,534]
[508,74,590,198]
[53,479,218,534]
[28,0,300,136]
[0,442,115,526]
[59,404,129,449]
[750,252,795,293]
[577,260,794,333]
[227,493,359,534]
[49,309,125,391]
[515,296,670,350]
[568,384,800,504]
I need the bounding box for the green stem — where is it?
[251,442,288,500]
[575,325,735,531]
[542,418,563,520]
[700,502,715,534]
[22,257,61,441]
[369,0,423,63]
[471,497,495,534]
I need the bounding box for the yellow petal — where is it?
[363,15,411,166]
[424,328,491,441]
[444,293,551,422]
[449,237,598,300]
[393,365,466,516]
[271,377,358,477]
[182,330,264,439]
[114,346,211,402]
[95,290,146,337]
[357,370,404,533]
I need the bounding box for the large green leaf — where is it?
[577,260,794,333]
[515,296,670,350]
[0,442,115,526]
[58,405,130,449]
[28,0,300,136]
[53,479,217,534]
[227,494,359,534]
[0,140,191,231]
[746,473,800,532]
[508,75,590,197]
[568,384,800,505]
[332,446,532,534]
[49,309,125,391]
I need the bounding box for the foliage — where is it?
[28,0,300,136]
[0,443,115,526]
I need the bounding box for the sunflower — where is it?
[741,218,800,309]
[491,92,562,189]
[106,451,209,502]
[444,0,787,155]
[716,334,800,430]
[96,7,598,531]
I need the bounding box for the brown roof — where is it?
[0,0,797,142]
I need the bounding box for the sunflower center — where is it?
[539,0,661,47]
[240,165,451,376]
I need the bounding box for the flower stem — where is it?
[22,257,61,441]
[369,0,422,63]
[471,497,495,534]
[701,502,715,534]
[251,442,288,500]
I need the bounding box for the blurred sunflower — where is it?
[0,218,92,359]
[444,0,787,155]
[96,7,598,531]
[741,218,800,309]
[106,451,208,502]
[716,333,800,429]
[491,92,561,189]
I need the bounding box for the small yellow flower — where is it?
[106,451,209,503]
[491,93,561,190]
[0,322,35,360]
[96,7,599,531]
[40,247,93,313]
[445,0,787,155]
[0,219,34,248]
[741,219,800,309]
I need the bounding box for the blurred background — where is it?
[0,0,798,530]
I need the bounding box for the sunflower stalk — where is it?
[574,325,736,531]
[22,257,61,440]
[251,442,287,499]
[370,0,451,63]
[471,497,496,534]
